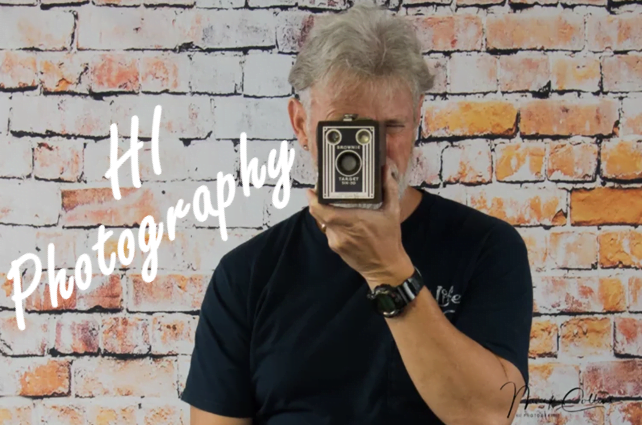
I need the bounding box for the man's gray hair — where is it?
[288,2,433,123]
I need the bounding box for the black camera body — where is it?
[316,114,386,205]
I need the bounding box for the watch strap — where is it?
[396,267,423,304]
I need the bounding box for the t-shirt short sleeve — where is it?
[453,221,533,388]
[180,258,254,418]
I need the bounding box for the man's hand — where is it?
[305,164,414,287]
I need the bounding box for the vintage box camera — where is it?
[316,114,386,206]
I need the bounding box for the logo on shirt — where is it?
[434,285,461,315]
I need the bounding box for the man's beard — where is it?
[312,154,414,210]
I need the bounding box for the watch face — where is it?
[374,292,397,315]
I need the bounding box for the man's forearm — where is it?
[367,260,521,425]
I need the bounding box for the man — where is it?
[181,4,533,425]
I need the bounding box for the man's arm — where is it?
[380,282,527,425]
[369,222,532,425]
[190,406,252,425]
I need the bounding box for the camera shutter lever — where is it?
[342,114,358,121]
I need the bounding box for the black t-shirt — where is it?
[181,189,533,425]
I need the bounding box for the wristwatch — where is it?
[366,267,424,318]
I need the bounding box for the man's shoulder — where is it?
[218,206,308,271]
[430,192,524,249]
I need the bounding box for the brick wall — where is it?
[0,0,641,423]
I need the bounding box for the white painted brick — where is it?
[0,311,48,355]
[77,8,185,50]
[83,138,133,184]
[243,53,294,97]
[110,94,214,139]
[241,139,296,187]
[196,0,244,8]
[276,12,317,53]
[248,0,296,7]
[0,181,60,225]
[0,136,32,178]
[291,144,316,185]
[264,186,308,226]
[407,142,444,186]
[449,53,497,94]
[0,95,9,134]
[34,228,87,270]
[0,225,37,276]
[0,8,74,50]
[139,136,191,182]
[10,95,111,138]
[213,97,294,140]
[190,53,242,94]
[186,139,237,181]
[181,10,276,49]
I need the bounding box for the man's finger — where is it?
[381,163,400,213]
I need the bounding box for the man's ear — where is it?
[288,97,309,150]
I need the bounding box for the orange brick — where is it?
[547,141,598,181]
[39,401,85,425]
[629,276,641,312]
[54,315,100,354]
[495,142,545,182]
[19,359,70,396]
[140,53,190,93]
[0,51,37,89]
[615,316,642,356]
[26,274,123,312]
[571,188,641,225]
[517,228,547,270]
[151,313,198,355]
[528,363,580,400]
[409,15,483,52]
[487,13,584,51]
[583,360,641,397]
[602,55,642,92]
[601,140,642,180]
[599,229,642,268]
[61,187,162,227]
[442,140,492,184]
[141,400,188,425]
[561,0,605,6]
[533,276,626,313]
[498,53,549,92]
[520,99,618,137]
[468,186,566,226]
[588,14,642,52]
[548,231,597,269]
[551,55,600,92]
[622,95,642,136]
[74,357,176,397]
[422,100,517,138]
[560,317,612,357]
[529,317,558,358]
[607,401,642,425]
[34,140,83,182]
[38,52,90,93]
[127,273,210,312]
[90,53,139,93]
[101,316,150,355]
[87,403,137,425]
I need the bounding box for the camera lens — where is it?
[356,129,371,145]
[336,151,361,176]
[326,129,341,144]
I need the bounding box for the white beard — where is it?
[312,155,414,210]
